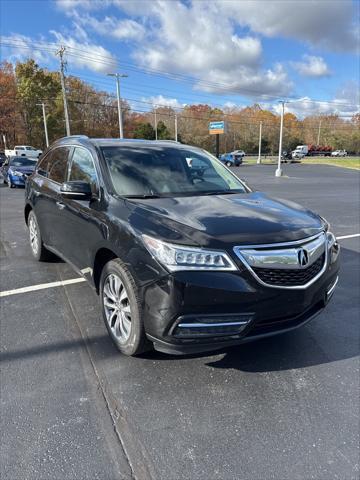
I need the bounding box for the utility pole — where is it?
[107,73,128,139]
[174,113,178,142]
[317,119,322,145]
[154,107,158,140]
[257,121,262,164]
[276,101,285,177]
[56,46,71,136]
[36,103,49,147]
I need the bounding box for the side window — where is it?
[69,148,98,192]
[37,151,52,177]
[48,147,71,183]
[17,147,25,150]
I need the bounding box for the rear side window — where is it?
[69,147,98,192]
[16,147,25,150]
[48,147,71,183]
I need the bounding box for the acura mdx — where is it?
[25,136,340,356]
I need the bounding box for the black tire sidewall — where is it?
[100,259,146,356]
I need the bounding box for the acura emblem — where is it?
[298,248,309,267]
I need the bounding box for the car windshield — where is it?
[101,145,248,197]
[10,157,37,167]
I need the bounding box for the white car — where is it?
[232,150,246,157]
[331,150,347,157]
[5,145,42,159]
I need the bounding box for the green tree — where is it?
[15,59,62,147]
[157,120,172,140]
[133,122,155,139]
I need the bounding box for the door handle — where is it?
[56,201,66,210]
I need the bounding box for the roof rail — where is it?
[64,135,89,139]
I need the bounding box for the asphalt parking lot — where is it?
[1,164,359,480]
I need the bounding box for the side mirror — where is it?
[60,181,92,200]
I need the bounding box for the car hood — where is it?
[9,165,36,174]
[127,192,324,248]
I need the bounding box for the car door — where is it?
[31,146,72,248]
[55,146,106,275]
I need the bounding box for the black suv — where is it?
[25,136,340,356]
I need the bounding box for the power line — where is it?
[2,39,359,108]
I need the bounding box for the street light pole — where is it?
[174,113,178,142]
[154,107,158,140]
[56,46,71,136]
[36,103,49,147]
[257,121,262,164]
[107,73,128,139]
[275,101,285,177]
[317,119,322,145]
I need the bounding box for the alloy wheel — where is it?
[103,274,132,343]
[29,216,39,256]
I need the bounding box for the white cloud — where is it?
[1,31,117,74]
[197,63,292,99]
[142,95,183,109]
[219,0,358,52]
[74,14,145,41]
[0,34,53,66]
[56,0,111,11]
[292,55,331,77]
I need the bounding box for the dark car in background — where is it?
[219,152,243,167]
[0,151,6,167]
[1,156,37,188]
[24,136,340,356]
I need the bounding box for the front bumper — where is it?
[9,174,26,186]
[141,255,339,355]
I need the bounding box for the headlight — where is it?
[319,215,330,232]
[326,231,340,263]
[326,231,336,248]
[13,170,23,177]
[142,235,237,271]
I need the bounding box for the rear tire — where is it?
[28,210,52,261]
[100,259,151,356]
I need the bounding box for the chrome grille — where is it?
[234,233,328,289]
[253,253,325,286]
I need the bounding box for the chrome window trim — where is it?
[233,232,329,290]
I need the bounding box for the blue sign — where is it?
[209,121,225,134]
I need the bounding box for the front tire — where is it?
[8,178,14,188]
[226,161,232,167]
[100,259,150,356]
[28,210,51,261]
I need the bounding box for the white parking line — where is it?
[0,277,86,298]
[337,233,360,240]
[0,233,359,298]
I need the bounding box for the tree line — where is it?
[1,60,359,155]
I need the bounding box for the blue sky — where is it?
[1,0,359,117]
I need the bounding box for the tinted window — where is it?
[101,146,246,197]
[16,147,25,150]
[37,152,51,177]
[10,157,37,167]
[69,147,98,191]
[48,147,71,183]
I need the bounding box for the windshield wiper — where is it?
[205,190,240,195]
[124,194,162,199]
